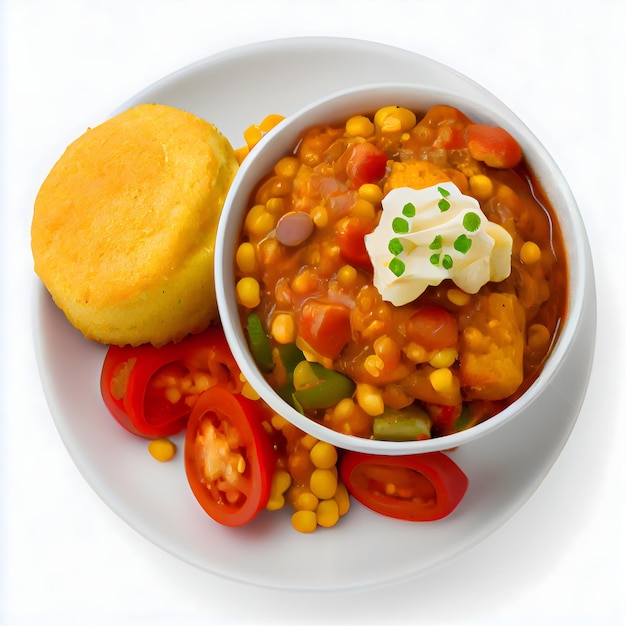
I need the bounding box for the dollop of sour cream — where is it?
[364,182,512,306]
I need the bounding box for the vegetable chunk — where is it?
[458,292,525,400]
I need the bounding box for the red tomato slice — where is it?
[405,305,459,351]
[100,326,241,439]
[339,451,468,521]
[346,142,387,188]
[184,386,276,527]
[336,216,374,271]
[298,299,352,360]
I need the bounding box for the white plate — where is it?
[33,37,597,592]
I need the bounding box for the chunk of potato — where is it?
[458,292,525,400]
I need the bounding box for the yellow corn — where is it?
[235,242,257,274]
[374,106,417,133]
[358,183,384,204]
[274,155,299,177]
[244,204,276,239]
[309,441,338,469]
[429,367,454,393]
[271,313,295,344]
[429,348,458,368]
[351,198,376,220]
[520,241,542,265]
[336,264,358,289]
[346,115,375,137]
[316,499,340,528]
[294,490,319,512]
[355,383,385,416]
[309,467,338,500]
[266,470,292,511]
[447,288,471,307]
[469,174,494,199]
[291,509,318,533]
[235,277,260,308]
[265,197,285,215]
[148,438,176,463]
[311,205,328,228]
[334,481,351,517]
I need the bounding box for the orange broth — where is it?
[234,104,568,440]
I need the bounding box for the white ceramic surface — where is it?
[216,81,591,456]
[33,37,597,592]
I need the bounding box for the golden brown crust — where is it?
[31,103,238,346]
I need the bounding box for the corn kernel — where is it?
[241,381,260,401]
[311,205,328,228]
[316,499,340,528]
[429,348,458,368]
[358,183,384,204]
[294,490,319,512]
[309,441,338,469]
[310,467,338,500]
[271,313,295,344]
[148,438,176,463]
[271,413,289,431]
[274,155,299,177]
[364,354,384,378]
[300,434,319,450]
[243,124,263,149]
[429,367,454,393]
[335,265,356,289]
[245,204,276,238]
[469,174,494,199]
[265,197,285,215]
[291,509,317,533]
[355,383,385,416]
[334,481,351,517]
[346,115,374,137]
[235,276,260,308]
[447,288,471,307]
[374,106,416,132]
[351,198,376,220]
[235,242,257,274]
[520,241,542,265]
[266,470,292,511]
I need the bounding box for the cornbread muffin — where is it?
[31,103,238,346]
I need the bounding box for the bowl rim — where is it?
[215,81,590,455]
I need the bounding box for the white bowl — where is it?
[215,82,591,456]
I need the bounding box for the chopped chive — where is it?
[388,237,403,255]
[389,257,405,277]
[392,217,409,233]
[442,254,454,270]
[429,234,442,250]
[430,253,440,266]
[463,211,481,232]
[438,198,450,212]
[437,186,451,198]
[454,234,472,254]
[402,202,416,218]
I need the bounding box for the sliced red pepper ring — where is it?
[184,386,277,527]
[339,451,468,522]
[100,326,241,439]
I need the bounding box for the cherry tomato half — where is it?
[100,326,241,439]
[405,305,458,352]
[346,142,388,188]
[184,386,276,527]
[339,451,468,521]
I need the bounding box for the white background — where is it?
[2,0,625,624]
